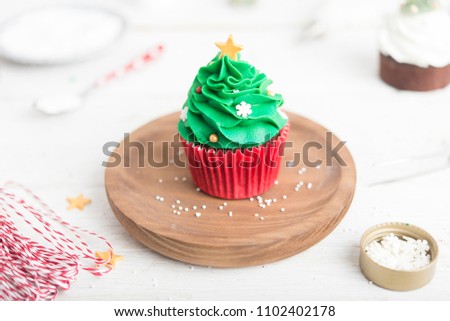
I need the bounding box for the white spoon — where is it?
[33,44,164,115]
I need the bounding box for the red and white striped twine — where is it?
[0,182,114,301]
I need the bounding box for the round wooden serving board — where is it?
[105,112,356,267]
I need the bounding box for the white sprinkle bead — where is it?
[282,195,287,200]
[176,211,181,215]
[307,182,313,189]
[155,196,160,200]
[249,197,254,201]
[274,180,279,185]
[174,177,179,181]
[182,177,187,181]
[260,217,264,221]
[223,202,228,206]
[228,211,233,217]
[196,188,201,192]
[219,206,224,210]
[171,205,176,208]
[273,198,277,203]
[178,206,183,210]
[280,208,285,212]
[184,208,189,212]
[158,179,163,183]
[195,212,201,218]
[172,210,177,214]
[254,213,259,217]
[176,200,181,204]
[202,205,207,209]
[159,197,164,202]
[365,233,431,271]
[192,206,197,210]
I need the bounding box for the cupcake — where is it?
[379,0,450,91]
[178,35,289,199]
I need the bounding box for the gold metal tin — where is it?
[360,222,438,291]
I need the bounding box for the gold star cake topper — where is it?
[96,250,124,268]
[67,194,91,211]
[215,35,243,60]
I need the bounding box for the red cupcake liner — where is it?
[180,124,290,199]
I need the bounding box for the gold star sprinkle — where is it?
[209,133,219,143]
[67,194,91,211]
[96,250,124,268]
[215,35,243,60]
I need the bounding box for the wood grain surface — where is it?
[105,111,356,267]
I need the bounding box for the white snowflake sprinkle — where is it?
[180,106,188,122]
[236,101,252,118]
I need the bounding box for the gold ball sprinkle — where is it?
[209,133,219,143]
[267,90,275,96]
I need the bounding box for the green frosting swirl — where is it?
[178,53,287,150]
[401,0,440,14]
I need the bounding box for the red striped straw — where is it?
[93,44,164,88]
[0,182,115,300]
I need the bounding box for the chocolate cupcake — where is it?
[178,35,289,199]
[379,0,450,91]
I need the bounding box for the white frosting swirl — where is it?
[379,10,450,68]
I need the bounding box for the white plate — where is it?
[0,5,126,65]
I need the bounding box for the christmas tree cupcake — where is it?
[178,35,289,199]
[379,0,450,91]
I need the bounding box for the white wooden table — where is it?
[1,0,449,300]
